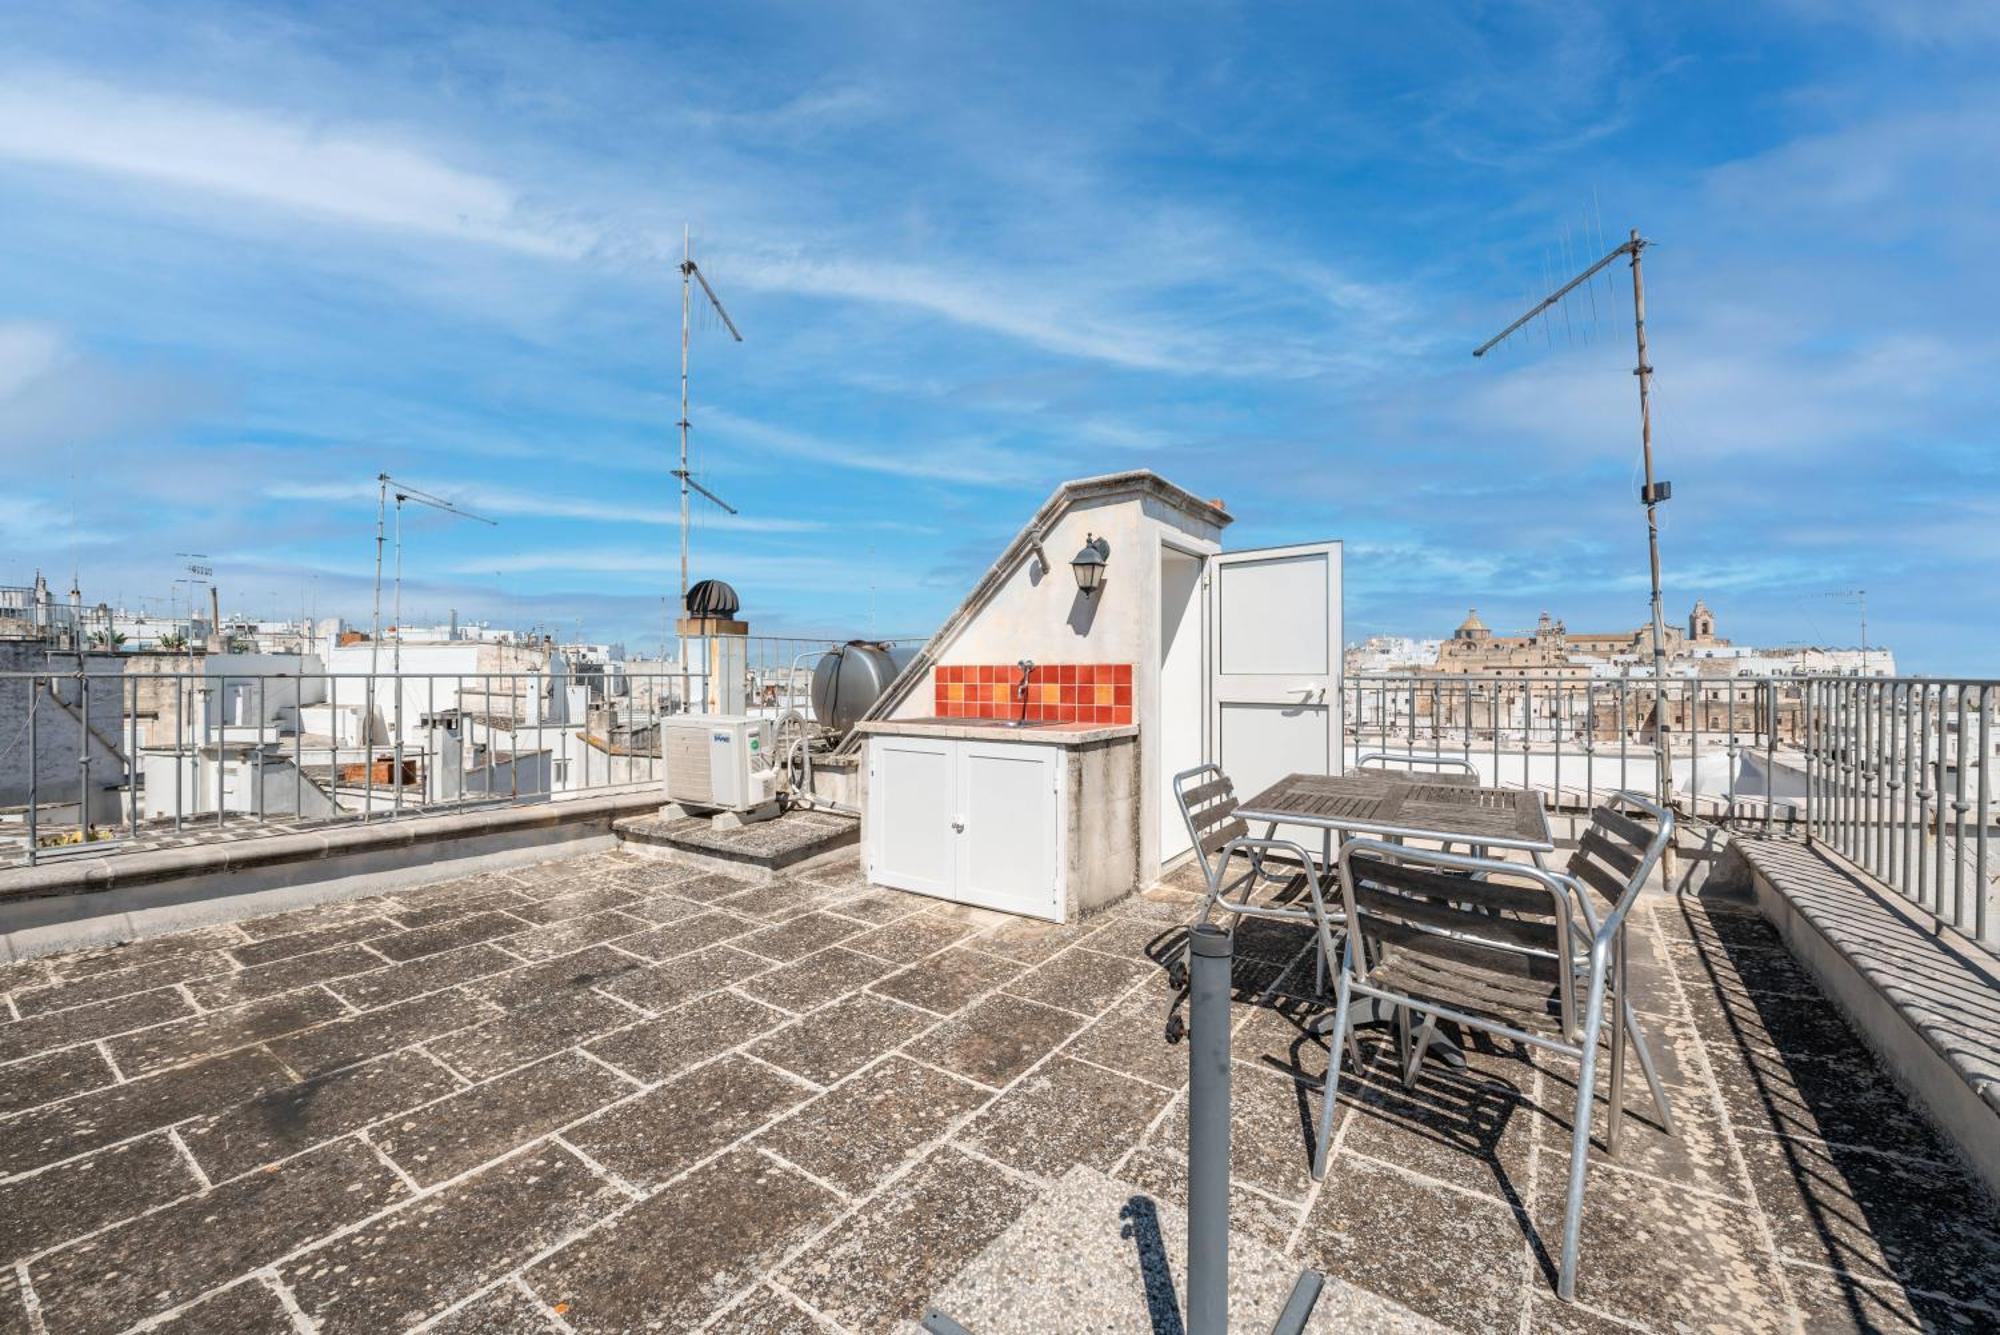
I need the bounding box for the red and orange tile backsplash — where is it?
[934,663,1134,725]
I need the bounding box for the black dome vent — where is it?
[685,579,740,618]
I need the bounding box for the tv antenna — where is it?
[1476,226,1671,805]
[676,226,744,593]
[1813,589,1869,673]
[370,474,497,682]
[674,224,743,703]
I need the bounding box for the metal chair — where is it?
[1354,750,1480,780]
[1314,790,1677,1303]
[1172,763,1343,999]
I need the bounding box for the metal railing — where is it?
[0,635,931,866]
[1802,676,1995,945]
[1345,673,1798,821]
[1346,672,1998,946]
[0,666,712,867]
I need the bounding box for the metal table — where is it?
[1235,770,1554,861]
[1234,770,1556,1063]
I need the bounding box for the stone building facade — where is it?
[1434,600,1726,676]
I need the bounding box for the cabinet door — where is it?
[868,736,956,896]
[954,741,1062,921]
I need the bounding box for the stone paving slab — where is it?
[282,1143,625,1335]
[28,1137,407,1335]
[921,1164,1442,1334]
[0,846,1995,1333]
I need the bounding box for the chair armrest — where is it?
[1220,834,1328,882]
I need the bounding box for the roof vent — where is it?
[685,579,740,619]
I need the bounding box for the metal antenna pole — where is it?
[679,223,692,691]
[671,225,743,715]
[393,495,404,677]
[1475,227,1673,809]
[1629,230,1672,809]
[1858,590,1868,674]
[370,473,387,685]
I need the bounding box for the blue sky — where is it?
[1,3,1994,669]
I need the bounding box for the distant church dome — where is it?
[1454,608,1490,641]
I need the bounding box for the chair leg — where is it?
[1607,992,1628,1155]
[1607,936,1629,1154]
[1623,1000,1678,1138]
[1401,1011,1437,1090]
[1557,986,1610,1303]
[1312,973,1354,1181]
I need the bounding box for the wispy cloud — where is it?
[704,406,1045,486]
[0,70,587,257]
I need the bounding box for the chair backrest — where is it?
[1335,838,1587,1033]
[1173,764,1248,886]
[1355,751,1479,780]
[1565,791,1674,923]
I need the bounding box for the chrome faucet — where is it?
[1011,659,1035,727]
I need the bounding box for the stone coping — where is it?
[0,792,666,907]
[858,717,1138,746]
[1733,834,2000,1190]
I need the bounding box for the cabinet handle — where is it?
[951,818,965,832]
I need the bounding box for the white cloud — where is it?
[0,321,67,400]
[704,406,1045,486]
[0,71,587,257]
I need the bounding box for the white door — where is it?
[955,741,1062,920]
[867,735,956,897]
[1209,542,1343,815]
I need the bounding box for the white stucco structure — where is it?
[866,472,1236,892]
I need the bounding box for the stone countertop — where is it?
[856,717,1138,746]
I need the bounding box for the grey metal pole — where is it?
[1187,922,1232,1335]
[26,675,38,864]
[78,663,92,844]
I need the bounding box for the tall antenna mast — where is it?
[677,225,745,602]
[385,477,497,675]
[675,224,743,708]
[1476,227,1672,807]
[1815,589,1869,673]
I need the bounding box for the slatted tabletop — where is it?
[1237,770,1553,851]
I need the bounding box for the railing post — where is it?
[1977,685,1991,945]
[1762,680,1775,834]
[1952,685,1971,928]
[77,662,92,845]
[128,673,139,840]
[26,673,39,864]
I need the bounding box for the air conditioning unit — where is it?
[662,715,777,814]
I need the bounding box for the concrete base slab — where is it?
[614,807,858,881]
[712,801,781,831]
[914,1166,1442,1335]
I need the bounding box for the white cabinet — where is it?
[867,735,1064,921]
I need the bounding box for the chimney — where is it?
[207,586,225,653]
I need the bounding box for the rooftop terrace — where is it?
[1,843,1994,1333]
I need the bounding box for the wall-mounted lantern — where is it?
[1071,534,1110,595]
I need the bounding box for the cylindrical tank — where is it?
[811,641,918,733]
